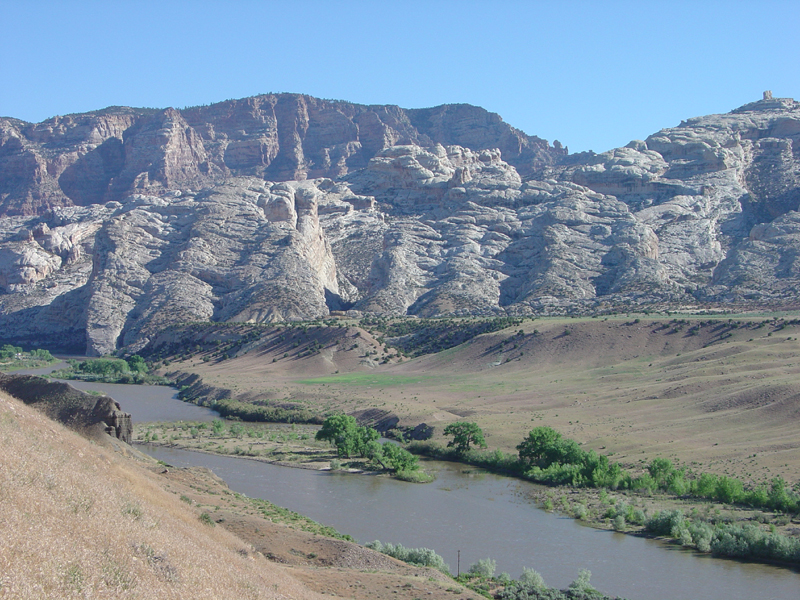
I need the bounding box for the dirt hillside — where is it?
[153,316,800,485]
[0,389,480,600]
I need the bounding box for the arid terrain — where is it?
[0,387,482,600]
[148,314,800,486]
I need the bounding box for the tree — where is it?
[647,457,675,487]
[30,348,54,361]
[381,443,419,472]
[364,439,385,466]
[77,358,130,376]
[516,427,563,468]
[356,425,380,454]
[316,414,381,458]
[316,414,360,457]
[443,422,487,454]
[126,354,148,373]
[0,344,22,359]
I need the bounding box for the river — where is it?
[17,367,800,600]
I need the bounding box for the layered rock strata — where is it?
[0,95,563,216]
[1,94,799,354]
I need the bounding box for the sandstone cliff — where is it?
[1,93,799,355]
[0,95,563,216]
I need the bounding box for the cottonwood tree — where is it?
[443,422,487,454]
[315,414,379,458]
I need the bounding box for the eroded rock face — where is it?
[1,94,800,354]
[551,95,800,301]
[0,373,132,443]
[0,95,563,217]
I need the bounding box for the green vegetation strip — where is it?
[236,493,353,541]
[209,398,323,424]
[412,424,800,566]
[50,356,170,385]
[367,540,624,599]
[297,373,434,387]
[0,345,56,372]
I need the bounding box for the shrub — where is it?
[645,510,685,537]
[365,541,449,573]
[468,557,496,578]
[568,569,597,594]
[519,568,546,590]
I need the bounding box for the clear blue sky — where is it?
[1,0,798,154]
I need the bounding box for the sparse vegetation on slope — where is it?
[0,391,328,600]
[363,316,524,357]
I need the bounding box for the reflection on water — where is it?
[141,445,800,600]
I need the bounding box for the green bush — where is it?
[365,541,449,573]
[76,358,130,376]
[468,557,496,578]
[212,399,321,425]
[0,344,23,359]
[645,511,800,563]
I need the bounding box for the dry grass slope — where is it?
[156,316,800,484]
[0,390,329,600]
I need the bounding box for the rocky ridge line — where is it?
[0,94,799,355]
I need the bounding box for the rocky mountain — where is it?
[0,95,563,216]
[1,92,799,355]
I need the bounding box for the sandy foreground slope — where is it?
[0,389,479,600]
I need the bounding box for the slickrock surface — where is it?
[1,94,800,354]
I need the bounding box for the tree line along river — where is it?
[20,367,800,600]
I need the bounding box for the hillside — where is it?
[0,387,482,600]
[1,94,800,355]
[144,315,800,485]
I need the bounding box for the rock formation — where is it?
[0,95,563,216]
[1,93,799,354]
[0,373,132,442]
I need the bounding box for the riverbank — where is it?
[2,386,486,600]
[145,316,800,485]
[135,419,800,570]
[12,359,799,598]
[405,441,800,568]
[134,421,407,476]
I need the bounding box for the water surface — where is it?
[142,445,800,600]
[13,361,219,422]
[65,380,219,422]
[16,367,796,600]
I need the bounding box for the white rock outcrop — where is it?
[1,95,800,353]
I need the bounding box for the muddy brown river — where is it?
[24,369,800,600]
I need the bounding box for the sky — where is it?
[1,0,798,154]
